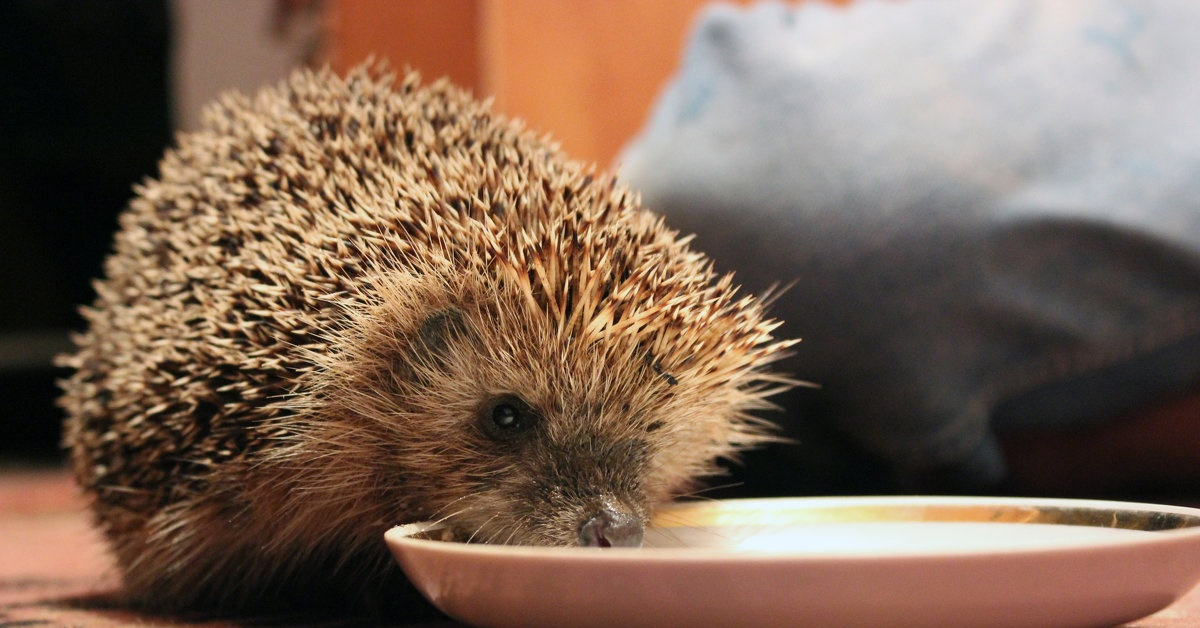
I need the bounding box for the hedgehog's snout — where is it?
[578,498,644,548]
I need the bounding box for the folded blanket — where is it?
[618,0,1200,490]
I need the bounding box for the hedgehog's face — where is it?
[443,390,654,547]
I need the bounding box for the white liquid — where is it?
[644,522,1151,553]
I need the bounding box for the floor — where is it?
[4,468,1200,628]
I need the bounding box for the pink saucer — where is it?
[386,496,1200,628]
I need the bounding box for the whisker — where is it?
[500,524,521,545]
[428,493,476,520]
[466,513,500,544]
[500,512,533,545]
[674,481,745,500]
[429,507,470,528]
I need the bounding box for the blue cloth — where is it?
[618,0,1200,489]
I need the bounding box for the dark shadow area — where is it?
[0,1,172,463]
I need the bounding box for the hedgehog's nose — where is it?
[578,503,644,548]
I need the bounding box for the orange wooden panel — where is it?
[326,0,482,91]
[480,0,725,167]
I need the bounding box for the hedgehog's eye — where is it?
[492,404,521,428]
[480,396,538,441]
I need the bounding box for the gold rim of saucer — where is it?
[392,497,1200,544]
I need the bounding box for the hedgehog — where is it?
[57,64,794,615]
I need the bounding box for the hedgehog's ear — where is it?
[416,307,470,359]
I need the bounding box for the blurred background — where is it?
[1,0,770,466]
